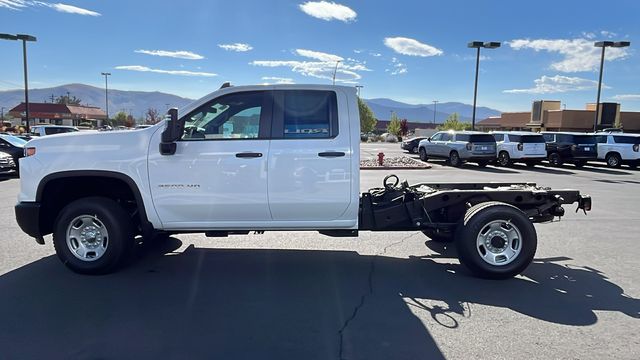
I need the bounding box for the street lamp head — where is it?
[15,34,37,42]
[613,41,631,48]
[0,33,18,40]
[467,41,484,48]
[101,72,111,76]
[483,41,501,49]
[594,41,614,47]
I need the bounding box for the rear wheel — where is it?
[526,161,537,167]
[455,202,537,279]
[419,148,428,162]
[630,161,639,169]
[449,151,462,167]
[497,151,511,167]
[605,153,622,168]
[412,146,419,154]
[574,160,586,168]
[548,152,562,166]
[53,197,134,275]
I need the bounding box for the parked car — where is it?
[0,151,16,175]
[594,132,640,168]
[0,134,28,173]
[30,125,79,137]
[492,131,547,167]
[418,131,496,167]
[541,132,598,167]
[401,136,427,154]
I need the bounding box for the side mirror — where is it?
[427,137,431,142]
[160,108,183,155]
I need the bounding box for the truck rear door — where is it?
[267,90,352,221]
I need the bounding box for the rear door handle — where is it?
[318,151,345,158]
[235,152,263,158]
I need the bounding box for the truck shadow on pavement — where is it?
[0,238,638,360]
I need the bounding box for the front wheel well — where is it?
[38,175,146,236]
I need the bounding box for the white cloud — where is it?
[611,94,640,101]
[135,49,204,60]
[261,77,295,84]
[0,1,100,15]
[218,43,253,52]
[250,49,370,83]
[503,75,606,94]
[299,1,356,22]
[508,38,630,72]
[384,37,443,57]
[370,52,382,57]
[295,49,343,62]
[386,57,407,75]
[600,30,618,39]
[115,65,217,77]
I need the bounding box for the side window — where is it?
[430,133,442,141]
[182,91,265,140]
[493,134,504,142]
[543,134,554,142]
[280,90,338,139]
[441,133,452,141]
[595,135,607,144]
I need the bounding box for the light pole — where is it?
[593,41,630,131]
[332,60,341,85]
[355,85,363,97]
[1,33,37,133]
[467,41,500,130]
[432,100,439,124]
[101,72,111,126]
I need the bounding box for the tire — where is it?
[548,152,562,167]
[605,153,622,168]
[497,151,511,167]
[412,146,419,154]
[419,147,428,162]
[630,161,639,169]
[422,229,453,243]
[53,197,134,275]
[448,151,462,167]
[454,202,537,279]
[574,160,586,168]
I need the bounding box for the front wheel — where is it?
[455,202,537,279]
[548,152,562,167]
[606,153,622,168]
[497,152,511,167]
[419,148,428,162]
[412,146,419,154]
[53,197,134,275]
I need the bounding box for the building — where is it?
[375,120,438,133]
[477,100,640,133]
[7,102,107,128]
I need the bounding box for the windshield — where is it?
[0,134,27,147]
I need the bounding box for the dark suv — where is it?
[541,132,597,167]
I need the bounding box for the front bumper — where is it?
[15,202,44,244]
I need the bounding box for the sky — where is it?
[1,0,639,112]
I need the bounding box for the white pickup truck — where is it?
[15,84,591,279]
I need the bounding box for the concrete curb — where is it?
[360,164,432,170]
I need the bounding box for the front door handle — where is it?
[318,151,345,158]
[235,152,263,158]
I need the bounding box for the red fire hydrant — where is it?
[377,152,385,166]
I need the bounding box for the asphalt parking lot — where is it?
[0,142,639,359]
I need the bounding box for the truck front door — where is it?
[148,90,273,229]
[267,90,353,222]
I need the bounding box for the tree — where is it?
[358,98,377,133]
[437,113,471,131]
[386,112,402,136]
[55,95,81,105]
[145,108,161,124]
[125,114,135,128]
[112,111,127,126]
[400,119,409,137]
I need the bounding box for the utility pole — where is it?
[101,72,111,124]
[467,41,501,130]
[593,41,630,131]
[332,60,341,85]
[432,100,439,124]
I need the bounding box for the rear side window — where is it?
[282,90,338,139]
[519,135,545,143]
[574,135,597,144]
[596,135,608,143]
[45,127,77,135]
[455,134,468,142]
[493,134,504,141]
[613,135,640,144]
[543,134,554,142]
[468,134,496,142]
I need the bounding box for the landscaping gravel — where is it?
[360,156,431,168]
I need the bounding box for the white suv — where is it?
[594,133,640,168]
[492,131,547,167]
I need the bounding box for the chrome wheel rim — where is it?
[499,153,509,166]
[451,153,459,165]
[476,220,522,266]
[608,156,619,167]
[66,215,109,262]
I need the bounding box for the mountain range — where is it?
[0,84,501,122]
